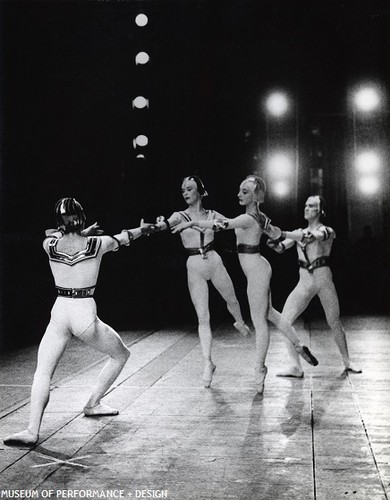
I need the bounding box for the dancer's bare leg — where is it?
[268,302,318,367]
[318,283,361,373]
[4,323,71,445]
[246,268,271,393]
[81,319,130,416]
[211,266,251,337]
[187,270,215,387]
[277,282,316,377]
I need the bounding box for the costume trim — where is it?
[48,237,101,266]
[237,243,261,254]
[299,256,330,273]
[56,285,96,298]
[247,211,271,230]
[185,241,214,259]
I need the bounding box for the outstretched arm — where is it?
[171,214,252,233]
[267,236,295,254]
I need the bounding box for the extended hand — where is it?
[140,219,157,236]
[302,231,315,245]
[266,238,280,249]
[171,221,192,234]
[82,222,103,236]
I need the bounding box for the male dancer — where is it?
[267,195,362,377]
[4,198,151,446]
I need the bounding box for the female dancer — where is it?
[171,175,318,394]
[4,197,147,446]
[144,175,251,388]
[267,195,362,377]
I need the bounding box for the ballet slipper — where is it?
[233,321,251,337]
[276,366,304,378]
[295,344,319,366]
[203,361,216,388]
[254,366,268,394]
[83,402,119,417]
[344,364,362,374]
[3,429,38,447]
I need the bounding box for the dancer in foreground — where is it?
[4,198,148,447]
[143,175,251,388]
[171,175,318,394]
[267,195,362,377]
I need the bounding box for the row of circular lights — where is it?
[133,13,150,158]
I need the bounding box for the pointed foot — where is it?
[3,430,38,447]
[344,364,362,374]
[276,367,304,378]
[84,403,119,417]
[233,321,251,337]
[254,366,268,394]
[296,344,319,366]
[203,362,216,388]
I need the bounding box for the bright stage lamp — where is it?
[268,153,293,177]
[273,181,289,197]
[358,176,380,195]
[135,14,148,27]
[355,151,380,174]
[132,96,149,109]
[135,52,150,65]
[133,135,148,148]
[266,92,289,117]
[354,87,380,112]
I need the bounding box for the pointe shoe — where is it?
[295,344,319,366]
[203,362,216,388]
[254,366,268,394]
[3,429,38,447]
[84,402,119,417]
[344,364,362,374]
[233,321,251,337]
[276,367,304,378]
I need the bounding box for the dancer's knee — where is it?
[118,346,130,365]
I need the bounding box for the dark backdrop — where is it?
[1,0,389,351]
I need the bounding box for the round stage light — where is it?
[358,176,380,195]
[135,52,150,65]
[273,181,290,197]
[268,153,293,178]
[132,96,149,109]
[135,14,148,27]
[354,87,380,112]
[266,92,289,117]
[133,135,148,148]
[355,151,380,174]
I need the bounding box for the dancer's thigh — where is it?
[187,267,209,318]
[282,276,316,324]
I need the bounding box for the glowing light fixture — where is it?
[266,92,289,117]
[133,135,148,148]
[135,52,150,65]
[354,87,380,112]
[267,153,293,177]
[355,151,380,174]
[358,176,380,195]
[273,181,290,197]
[135,14,148,27]
[132,96,149,109]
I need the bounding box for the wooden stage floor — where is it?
[1,316,389,500]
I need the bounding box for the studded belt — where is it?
[185,241,214,259]
[237,243,261,254]
[56,286,95,298]
[299,256,330,273]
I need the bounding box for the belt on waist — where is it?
[185,241,214,259]
[299,256,330,273]
[237,243,261,254]
[56,286,96,298]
